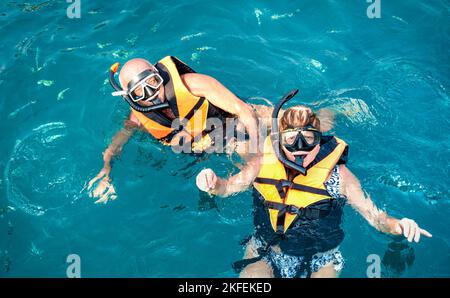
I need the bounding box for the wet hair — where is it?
[280,105,321,131]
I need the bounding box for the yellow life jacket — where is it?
[253,135,348,234]
[131,56,211,143]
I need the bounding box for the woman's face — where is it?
[282,130,316,147]
[281,130,320,165]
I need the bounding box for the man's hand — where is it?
[196,168,218,192]
[391,218,432,243]
[87,168,118,204]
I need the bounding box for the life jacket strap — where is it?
[259,197,337,220]
[182,97,206,121]
[254,177,331,197]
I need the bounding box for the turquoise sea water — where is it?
[0,0,449,277]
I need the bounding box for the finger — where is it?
[108,183,116,194]
[408,222,417,242]
[87,177,100,190]
[211,173,217,188]
[102,188,116,203]
[420,228,433,238]
[197,173,205,191]
[93,179,112,198]
[88,171,107,190]
[95,196,107,204]
[88,171,106,189]
[207,173,214,189]
[92,184,106,198]
[196,173,207,192]
[401,220,410,239]
[205,174,212,190]
[414,225,421,243]
[201,172,209,190]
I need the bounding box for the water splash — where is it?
[37,80,54,87]
[181,32,205,41]
[8,100,37,119]
[190,46,216,62]
[29,242,43,258]
[271,9,300,20]
[150,22,160,33]
[254,8,263,25]
[57,88,70,101]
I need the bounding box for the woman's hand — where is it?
[391,218,432,243]
[196,168,218,193]
[87,168,118,204]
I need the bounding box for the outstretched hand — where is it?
[87,168,117,204]
[392,218,432,243]
[196,168,218,193]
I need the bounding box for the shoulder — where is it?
[181,73,219,95]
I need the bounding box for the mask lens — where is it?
[130,85,145,102]
[128,73,163,103]
[301,131,317,145]
[282,130,299,146]
[145,74,163,88]
[281,127,321,151]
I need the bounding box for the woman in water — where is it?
[196,91,432,278]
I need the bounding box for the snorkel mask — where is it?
[271,90,322,175]
[281,125,321,153]
[109,62,170,113]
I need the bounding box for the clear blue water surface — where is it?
[0,0,449,277]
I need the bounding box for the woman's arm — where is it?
[196,155,261,197]
[340,164,432,242]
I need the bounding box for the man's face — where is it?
[129,74,165,107]
[120,62,165,106]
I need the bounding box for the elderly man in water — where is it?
[87,56,265,203]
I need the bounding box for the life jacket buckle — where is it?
[286,204,302,214]
[279,179,293,189]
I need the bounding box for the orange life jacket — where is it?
[131,56,212,143]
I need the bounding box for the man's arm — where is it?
[340,164,432,242]
[101,114,139,175]
[87,113,140,204]
[182,73,259,153]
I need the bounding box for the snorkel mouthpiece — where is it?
[271,89,307,176]
[108,62,169,113]
[294,155,306,167]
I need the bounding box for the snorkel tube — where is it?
[109,62,170,113]
[270,89,307,176]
